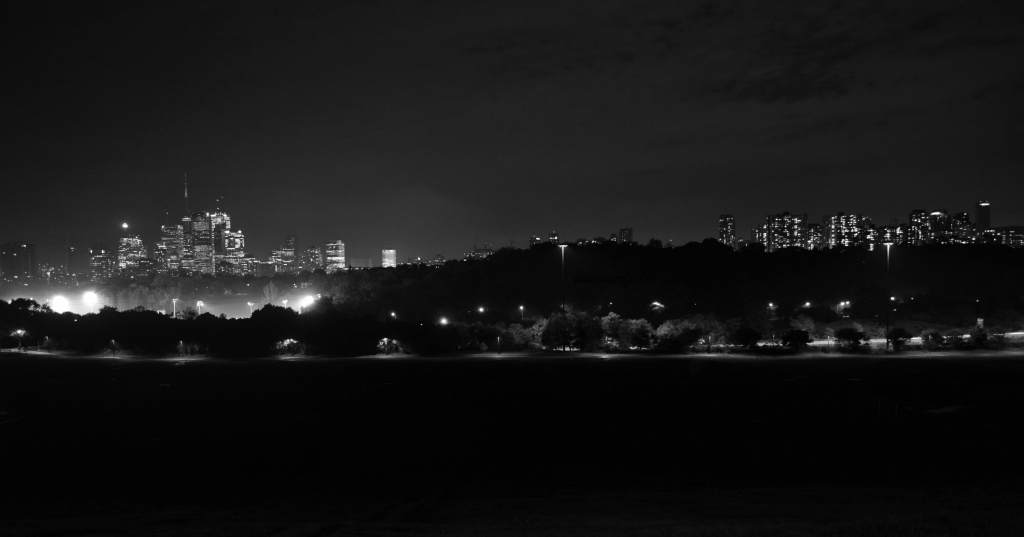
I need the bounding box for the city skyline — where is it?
[3,1,1022,266]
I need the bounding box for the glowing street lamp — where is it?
[247,302,254,315]
[390,311,397,319]
[84,291,98,314]
[298,295,314,314]
[478,306,485,314]
[884,242,894,350]
[558,244,567,312]
[282,299,288,309]
[519,305,524,320]
[439,317,449,326]
[197,300,204,315]
[13,329,26,351]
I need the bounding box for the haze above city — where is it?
[3,0,1023,263]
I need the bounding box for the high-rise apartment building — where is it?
[300,246,324,272]
[759,212,807,252]
[325,241,346,273]
[0,242,37,281]
[908,210,929,246]
[952,212,974,244]
[718,215,736,248]
[618,227,634,244]
[976,201,991,231]
[382,248,397,268]
[823,212,873,249]
[806,223,824,250]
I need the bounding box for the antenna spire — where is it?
[184,172,190,214]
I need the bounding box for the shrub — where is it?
[920,328,944,351]
[887,327,913,352]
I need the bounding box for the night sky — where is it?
[4,0,1023,264]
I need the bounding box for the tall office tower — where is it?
[0,242,37,281]
[65,245,85,278]
[117,227,148,271]
[88,244,115,281]
[952,212,974,244]
[975,201,991,231]
[325,240,346,273]
[382,248,397,268]
[908,210,929,246]
[927,210,951,244]
[209,210,231,261]
[300,246,324,272]
[155,224,183,272]
[548,231,559,244]
[718,215,736,248]
[762,212,807,252]
[823,212,873,248]
[190,212,214,273]
[178,214,195,271]
[618,227,634,244]
[806,223,824,250]
[270,235,298,273]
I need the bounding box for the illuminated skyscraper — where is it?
[0,242,37,281]
[382,248,397,268]
[300,245,324,272]
[760,212,807,252]
[88,244,115,281]
[271,235,298,273]
[325,240,346,273]
[806,223,824,250]
[823,212,873,249]
[117,225,148,271]
[155,224,183,272]
[908,210,929,246]
[976,201,991,231]
[718,215,736,248]
[190,213,214,274]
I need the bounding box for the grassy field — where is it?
[2,352,1024,535]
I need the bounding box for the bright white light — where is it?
[478,307,485,313]
[51,295,69,313]
[83,291,98,306]
[440,317,449,325]
[122,222,128,229]
[804,302,811,307]
[301,296,314,307]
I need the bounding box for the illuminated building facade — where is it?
[0,241,37,282]
[718,215,736,248]
[548,231,559,244]
[117,233,147,271]
[325,240,346,273]
[823,212,873,249]
[757,212,807,252]
[155,224,183,272]
[382,248,397,268]
[188,213,214,274]
[529,235,542,247]
[618,227,634,244]
[88,244,115,281]
[806,223,824,250]
[300,245,324,272]
[908,210,929,246]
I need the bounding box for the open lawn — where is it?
[3,352,1024,535]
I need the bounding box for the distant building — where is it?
[548,231,559,244]
[117,229,148,271]
[427,254,446,267]
[823,212,873,249]
[382,248,397,268]
[0,242,37,281]
[718,215,736,248]
[271,235,298,273]
[190,213,214,274]
[908,209,929,246]
[155,224,183,272]
[618,227,634,244]
[464,245,494,260]
[88,244,115,281]
[325,241,346,273]
[300,245,324,272]
[529,235,542,247]
[976,201,991,231]
[806,223,824,250]
[952,212,974,244]
[759,212,807,252]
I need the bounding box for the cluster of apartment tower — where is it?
[718,201,1023,252]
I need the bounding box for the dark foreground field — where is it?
[3,352,1024,535]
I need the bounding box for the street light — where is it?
[247,302,254,315]
[197,300,204,315]
[439,317,449,325]
[558,244,567,312]
[478,306,485,313]
[84,291,98,314]
[13,329,26,351]
[390,311,397,319]
[519,305,524,320]
[884,242,894,350]
[171,298,178,318]
[282,299,288,309]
